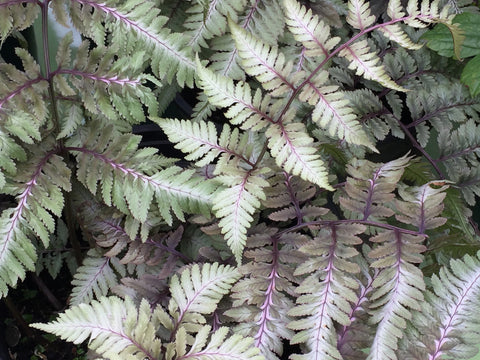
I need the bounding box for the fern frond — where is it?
[213,168,270,264]
[169,263,240,333]
[173,325,263,360]
[289,224,365,360]
[339,155,411,220]
[298,70,374,148]
[70,249,125,305]
[346,0,376,31]
[396,182,448,233]
[283,0,340,59]
[66,123,216,225]
[0,147,71,297]
[66,0,195,86]
[227,227,302,359]
[339,40,408,92]
[266,119,333,190]
[196,62,275,130]
[0,48,48,144]
[377,23,423,50]
[54,38,158,127]
[184,0,246,52]
[367,231,426,360]
[403,251,480,360]
[0,0,39,41]
[229,18,296,96]
[32,297,162,359]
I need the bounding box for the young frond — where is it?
[229,19,296,97]
[339,40,408,92]
[404,252,480,360]
[65,0,196,86]
[289,224,365,360]
[298,70,375,149]
[173,325,263,360]
[184,0,246,52]
[70,249,125,305]
[66,123,216,225]
[32,297,163,360]
[283,0,340,59]
[213,168,270,264]
[346,0,376,31]
[196,61,275,130]
[266,119,333,190]
[169,263,240,332]
[339,155,411,220]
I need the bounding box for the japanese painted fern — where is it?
[1,0,480,359]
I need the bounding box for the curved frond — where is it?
[266,119,333,190]
[229,18,296,97]
[298,70,374,149]
[32,297,162,360]
[283,0,340,59]
[196,62,275,130]
[169,263,240,332]
[339,40,407,92]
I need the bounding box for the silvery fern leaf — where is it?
[169,325,263,360]
[339,40,408,92]
[184,0,246,52]
[266,115,333,190]
[168,263,240,333]
[283,0,341,59]
[401,251,480,360]
[66,122,216,225]
[340,155,411,220]
[213,168,270,264]
[367,182,449,360]
[346,0,376,31]
[229,19,296,97]
[54,36,158,127]
[63,0,196,86]
[289,223,365,360]
[0,146,71,297]
[70,249,126,306]
[196,61,275,130]
[298,70,375,149]
[32,297,162,359]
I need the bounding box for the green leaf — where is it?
[421,12,480,59]
[461,54,480,97]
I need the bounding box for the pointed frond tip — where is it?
[339,40,408,92]
[31,297,162,359]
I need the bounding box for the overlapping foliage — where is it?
[2,0,480,359]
